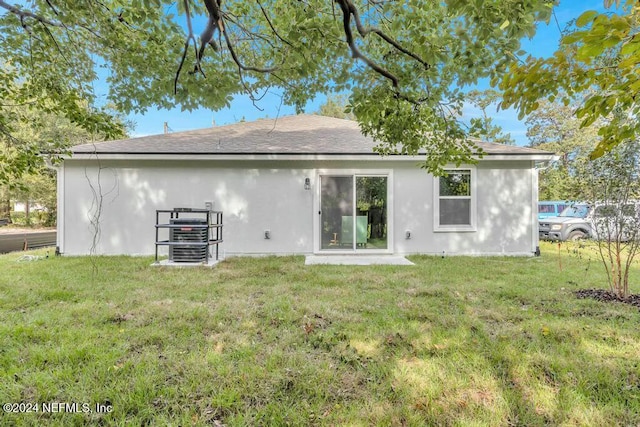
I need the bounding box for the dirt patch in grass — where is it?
[574,288,640,310]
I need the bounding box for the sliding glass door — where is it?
[319,174,388,251]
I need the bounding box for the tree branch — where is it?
[223,13,279,49]
[43,0,59,17]
[335,0,431,94]
[219,11,277,73]
[256,0,294,48]
[0,0,63,27]
[174,0,205,94]
[349,1,429,69]
[335,0,399,88]
[174,0,277,93]
[197,0,224,62]
[174,38,192,94]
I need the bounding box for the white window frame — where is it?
[433,167,477,232]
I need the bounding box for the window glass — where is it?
[438,170,472,228]
[538,204,555,213]
[439,171,470,196]
[440,199,471,225]
[559,205,589,218]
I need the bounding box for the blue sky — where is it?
[127,1,606,146]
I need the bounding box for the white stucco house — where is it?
[56,114,554,258]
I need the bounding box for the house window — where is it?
[435,169,476,231]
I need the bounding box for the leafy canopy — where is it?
[1,0,555,173]
[500,0,640,160]
[316,94,355,121]
[465,89,515,146]
[0,101,126,224]
[524,99,601,200]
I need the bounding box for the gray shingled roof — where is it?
[71,114,552,156]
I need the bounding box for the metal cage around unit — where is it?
[154,208,223,264]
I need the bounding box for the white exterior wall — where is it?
[58,158,537,256]
[393,160,536,255]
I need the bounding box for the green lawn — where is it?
[1,242,639,426]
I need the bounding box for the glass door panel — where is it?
[320,176,353,250]
[356,176,387,249]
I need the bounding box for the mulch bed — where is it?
[574,288,640,310]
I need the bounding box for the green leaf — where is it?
[577,43,605,59]
[562,31,586,45]
[620,39,640,56]
[576,10,599,28]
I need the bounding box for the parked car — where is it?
[539,202,640,241]
[539,204,591,241]
[538,200,570,219]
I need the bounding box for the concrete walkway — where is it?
[305,255,414,266]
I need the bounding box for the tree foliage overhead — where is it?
[465,89,515,145]
[1,0,554,173]
[524,99,600,200]
[0,99,129,223]
[316,94,355,120]
[500,0,640,160]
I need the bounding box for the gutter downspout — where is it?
[532,157,560,256]
[44,157,63,255]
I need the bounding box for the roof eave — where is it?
[65,152,557,162]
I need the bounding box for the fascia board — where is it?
[64,153,557,162]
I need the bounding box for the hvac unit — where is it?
[154,208,223,265]
[169,218,208,262]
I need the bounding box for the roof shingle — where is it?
[71,114,552,156]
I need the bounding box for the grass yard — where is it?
[1,242,639,426]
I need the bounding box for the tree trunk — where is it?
[0,195,10,223]
[25,200,30,225]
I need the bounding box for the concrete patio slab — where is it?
[305,255,414,266]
